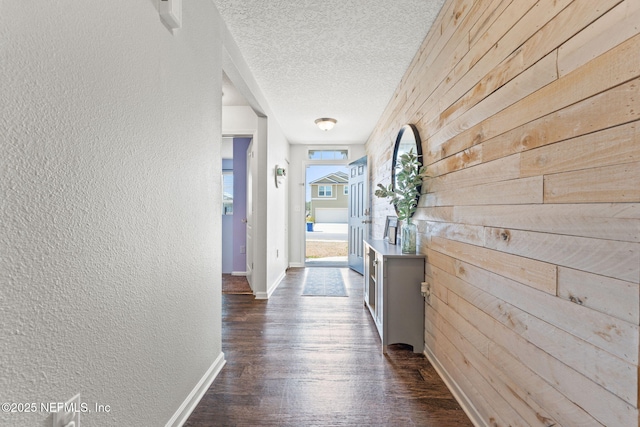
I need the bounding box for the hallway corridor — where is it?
[186,268,472,426]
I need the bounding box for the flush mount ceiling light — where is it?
[315,118,337,131]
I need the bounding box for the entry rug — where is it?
[302,268,348,297]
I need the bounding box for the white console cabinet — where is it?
[363,239,426,353]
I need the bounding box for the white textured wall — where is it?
[1,1,223,426]
[222,106,258,135]
[265,123,290,292]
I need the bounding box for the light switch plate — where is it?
[160,0,182,30]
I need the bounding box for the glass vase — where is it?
[401,219,417,254]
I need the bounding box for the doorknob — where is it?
[362,220,372,224]
[242,218,248,223]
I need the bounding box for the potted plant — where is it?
[375,148,426,253]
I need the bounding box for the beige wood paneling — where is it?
[429,291,602,426]
[453,203,640,242]
[437,263,637,406]
[557,266,639,324]
[544,161,640,204]
[519,121,640,177]
[558,0,640,77]
[366,0,640,424]
[432,236,557,294]
[483,227,640,282]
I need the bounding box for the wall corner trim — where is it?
[165,352,226,427]
[423,345,487,427]
[255,270,287,300]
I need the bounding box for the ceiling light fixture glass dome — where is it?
[315,118,337,131]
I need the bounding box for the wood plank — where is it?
[431,236,557,294]
[558,0,640,77]
[365,0,640,425]
[484,227,640,283]
[544,161,640,204]
[428,274,450,306]
[387,0,479,132]
[520,121,640,177]
[420,0,566,147]
[426,222,485,246]
[488,340,635,427]
[428,144,482,177]
[519,299,637,406]
[426,248,458,277]
[445,285,633,427]
[468,0,514,46]
[437,265,637,405]
[428,176,543,206]
[412,206,454,222]
[406,0,542,142]
[430,31,640,165]
[453,203,640,243]
[427,51,558,157]
[427,289,490,360]
[433,266,528,336]
[430,294,601,427]
[519,0,624,72]
[428,153,521,193]
[453,260,639,365]
[558,266,639,325]
[404,0,500,106]
[425,301,541,426]
[424,328,511,427]
[483,82,640,163]
[434,47,528,131]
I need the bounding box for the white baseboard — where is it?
[165,352,226,427]
[255,270,287,299]
[423,345,486,427]
[231,271,247,276]
[288,262,304,268]
[268,270,286,298]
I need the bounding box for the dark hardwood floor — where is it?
[222,274,252,294]
[186,267,473,426]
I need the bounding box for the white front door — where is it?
[348,156,368,274]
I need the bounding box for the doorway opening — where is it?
[305,164,349,267]
[221,136,253,294]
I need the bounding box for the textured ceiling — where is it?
[213,0,446,145]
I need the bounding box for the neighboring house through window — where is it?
[308,170,349,224]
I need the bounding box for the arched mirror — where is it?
[391,124,423,216]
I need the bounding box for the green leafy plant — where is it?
[374,149,426,221]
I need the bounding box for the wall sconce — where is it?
[315,118,337,131]
[160,0,182,31]
[275,165,286,188]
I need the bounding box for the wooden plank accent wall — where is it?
[365,0,640,425]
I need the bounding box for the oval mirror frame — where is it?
[391,124,423,216]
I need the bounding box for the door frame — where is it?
[302,153,352,267]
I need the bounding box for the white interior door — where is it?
[348,156,368,274]
[245,140,253,289]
